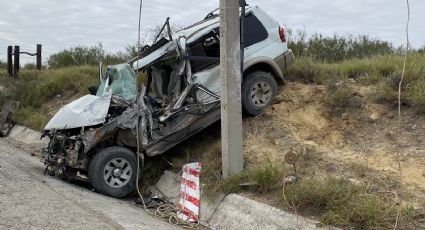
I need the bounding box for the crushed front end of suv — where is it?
[42,5,295,198]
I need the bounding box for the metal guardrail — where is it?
[6,44,42,77]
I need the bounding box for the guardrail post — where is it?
[36,44,42,70]
[7,46,13,76]
[13,46,20,78]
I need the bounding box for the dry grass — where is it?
[325,83,355,109]
[0,66,99,130]
[288,53,425,86]
[164,130,423,229]
[288,54,425,113]
[214,169,421,229]
[169,133,423,229]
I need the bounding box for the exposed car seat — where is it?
[168,63,181,99]
[150,66,169,103]
[151,64,185,105]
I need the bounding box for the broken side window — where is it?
[188,28,220,73]
[187,13,268,74]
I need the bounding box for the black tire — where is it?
[242,71,278,116]
[88,147,138,198]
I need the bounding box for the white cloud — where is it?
[0,0,424,63]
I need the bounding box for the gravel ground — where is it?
[0,138,180,230]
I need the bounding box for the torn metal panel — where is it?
[65,140,81,167]
[132,41,178,70]
[81,106,138,153]
[193,68,221,104]
[44,90,112,130]
[0,100,19,137]
[147,102,221,157]
[137,86,152,147]
[116,129,138,148]
[175,16,220,43]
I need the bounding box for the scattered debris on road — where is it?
[0,101,19,137]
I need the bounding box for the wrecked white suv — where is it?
[42,6,294,198]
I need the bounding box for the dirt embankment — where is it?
[243,82,425,204]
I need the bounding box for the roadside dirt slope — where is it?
[244,82,425,203]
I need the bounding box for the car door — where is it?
[186,28,221,103]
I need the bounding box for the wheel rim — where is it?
[250,81,272,107]
[103,158,132,189]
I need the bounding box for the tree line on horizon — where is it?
[1,29,424,70]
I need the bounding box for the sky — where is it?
[1,0,424,64]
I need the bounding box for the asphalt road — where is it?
[0,138,180,230]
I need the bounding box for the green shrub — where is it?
[13,107,51,131]
[282,177,418,229]
[288,31,395,63]
[0,61,7,70]
[287,53,425,114]
[287,58,333,84]
[289,54,425,86]
[0,66,98,129]
[204,163,284,197]
[48,44,105,68]
[9,76,42,108]
[338,195,398,229]
[407,79,425,112]
[373,80,398,104]
[213,173,246,195]
[248,163,283,194]
[47,44,129,68]
[338,60,372,79]
[46,43,145,68]
[325,83,355,109]
[15,65,99,101]
[287,58,320,83]
[282,177,354,212]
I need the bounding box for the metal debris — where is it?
[0,101,19,137]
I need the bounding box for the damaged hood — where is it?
[44,90,112,131]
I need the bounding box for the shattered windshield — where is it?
[96,64,137,102]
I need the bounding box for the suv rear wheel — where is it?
[242,71,278,116]
[88,147,138,198]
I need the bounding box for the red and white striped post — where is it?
[177,162,202,222]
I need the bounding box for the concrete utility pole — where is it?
[220,0,244,178]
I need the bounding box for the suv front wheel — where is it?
[88,147,138,198]
[242,71,278,116]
